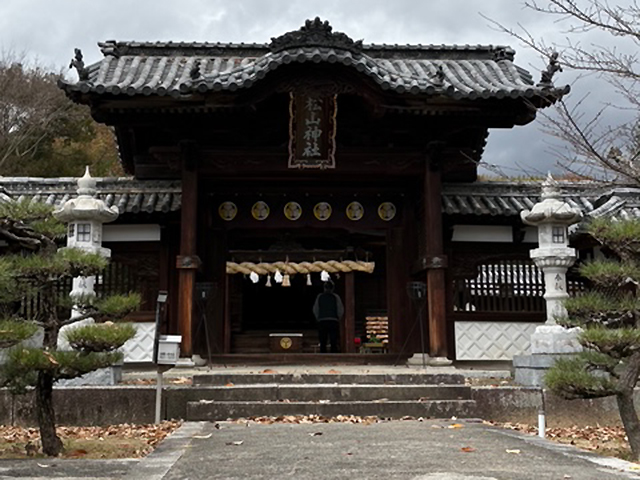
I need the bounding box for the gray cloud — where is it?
[0,0,624,178]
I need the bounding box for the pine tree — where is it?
[0,200,139,456]
[546,217,640,460]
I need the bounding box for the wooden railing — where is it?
[19,257,158,322]
[452,259,588,322]
[453,259,545,314]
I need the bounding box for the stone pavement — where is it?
[2,419,640,479]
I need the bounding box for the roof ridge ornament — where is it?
[69,48,90,82]
[190,60,202,80]
[538,52,562,86]
[269,17,363,54]
[99,40,120,58]
[492,46,515,62]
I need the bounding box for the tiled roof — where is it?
[59,22,568,103]
[0,178,181,214]
[442,182,597,216]
[2,177,639,220]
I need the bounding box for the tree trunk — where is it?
[616,351,640,460]
[36,371,62,456]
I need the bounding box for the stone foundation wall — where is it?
[472,387,632,427]
[1,386,637,427]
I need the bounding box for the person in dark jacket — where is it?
[313,282,344,353]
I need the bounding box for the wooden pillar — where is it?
[223,275,231,353]
[344,272,356,353]
[387,200,416,354]
[424,162,448,359]
[176,143,200,357]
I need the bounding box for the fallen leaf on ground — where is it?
[68,449,88,457]
[327,369,341,374]
[505,449,521,454]
[225,382,234,387]
[171,377,191,384]
[460,447,475,452]
[308,432,323,436]
[448,424,464,429]
[262,369,277,374]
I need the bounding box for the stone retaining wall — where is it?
[0,386,636,427]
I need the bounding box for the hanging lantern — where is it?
[274,271,283,284]
[282,274,291,287]
[249,271,259,284]
[266,275,272,287]
[306,273,312,286]
[320,270,330,282]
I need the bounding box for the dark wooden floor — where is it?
[201,353,410,365]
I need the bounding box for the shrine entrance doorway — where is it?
[222,229,387,354]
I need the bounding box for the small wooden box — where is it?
[269,333,303,353]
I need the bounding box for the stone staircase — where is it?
[185,373,476,421]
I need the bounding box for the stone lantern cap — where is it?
[53,167,119,223]
[521,174,582,226]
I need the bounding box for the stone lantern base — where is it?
[513,325,582,386]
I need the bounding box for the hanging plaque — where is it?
[288,93,337,169]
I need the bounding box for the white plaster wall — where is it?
[455,321,540,360]
[122,322,156,363]
[452,225,513,243]
[103,224,161,242]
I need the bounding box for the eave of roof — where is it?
[58,20,569,105]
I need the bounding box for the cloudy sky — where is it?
[0,0,623,177]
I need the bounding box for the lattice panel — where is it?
[122,322,156,363]
[455,321,540,360]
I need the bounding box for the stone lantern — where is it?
[514,174,583,385]
[522,174,582,324]
[53,167,118,318]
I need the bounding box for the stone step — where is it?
[192,373,465,386]
[175,384,472,402]
[186,399,476,421]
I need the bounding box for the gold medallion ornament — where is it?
[378,202,396,221]
[218,202,238,221]
[280,337,293,349]
[284,202,302,221]
[251,201,270,221]
[346,201,364,221]
[313,202,332,221]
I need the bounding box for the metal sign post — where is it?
[153,291,176,424]
[407,282,428,371]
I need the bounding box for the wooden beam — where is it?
[176,143,199,357]
[424,161,448,359]
[344,272,356,353]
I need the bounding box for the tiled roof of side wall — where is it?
[2,179,638,219]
